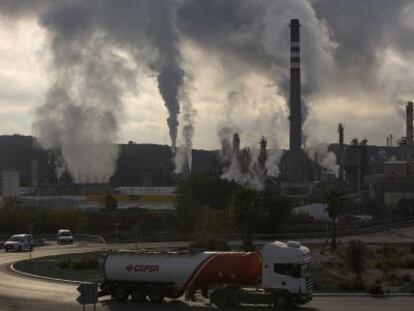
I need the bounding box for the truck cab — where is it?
[261,241,312,305]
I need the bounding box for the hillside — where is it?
[0,135,216,186]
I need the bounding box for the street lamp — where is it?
[114,222,120,244]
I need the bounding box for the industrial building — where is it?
[1,170,20,197]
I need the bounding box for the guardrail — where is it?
[1,218,414,248]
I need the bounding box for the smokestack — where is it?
[285,18,305,182]
[338,123,344,182]
[232,133,240,154]
[407,101,413,158]
[289,18,302,151]
[407,102,413,176]
[258,136,267,173]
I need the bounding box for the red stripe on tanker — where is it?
[183,252,218,289]
[104,251,262,290]
[186,252,262,290]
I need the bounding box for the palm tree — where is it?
[324,190,342,251]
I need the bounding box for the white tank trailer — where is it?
[99,241,313,308]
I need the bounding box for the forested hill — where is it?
[0,135,216,186]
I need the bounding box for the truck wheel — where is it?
[272,295,290,309]
[211,289,228,308]
[131,286,147,302]
[112,286,129,302]
[148,287,164,303]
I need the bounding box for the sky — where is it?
[0,0,412,154]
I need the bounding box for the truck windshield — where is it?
[59,232,72,236]
[274,264,300,278]
[274,263,312,278]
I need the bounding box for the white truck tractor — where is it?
[99,240,313,308]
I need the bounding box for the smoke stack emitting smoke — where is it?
[3,0,411,183]
[30,0,189,183]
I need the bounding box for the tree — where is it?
[260,185,292,233]
[378,246,397,279]
[175,174,236,234]
[344,240,367,281]
[231,187,260,251]
[105,195,118,211]
[394,198,414,219]
[324,190,342,251]
[48,208,87,232]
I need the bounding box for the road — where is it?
[1,242,414,311]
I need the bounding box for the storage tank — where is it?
[105,250,262,290]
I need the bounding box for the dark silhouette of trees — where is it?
[325,190,342,251]
[232,187,260,251]
[105,195,118,211]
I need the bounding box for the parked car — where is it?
[4,234,34,252]
[57,229,74,245]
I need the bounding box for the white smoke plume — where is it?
[0,0,186,183]
[305,142,339,176]
[174,79,196,173]
[219,132,270,190]
[266,148,283,178]
[33,34,135,183]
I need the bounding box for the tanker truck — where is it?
[99,241,313,308]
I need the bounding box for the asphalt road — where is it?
[1,242,414,311]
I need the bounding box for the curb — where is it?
[10,263,89,285]
[314,293,413,297]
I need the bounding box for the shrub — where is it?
[336,281,351,291]
[402,258,414,269]
[71,258,99,270]
[57,259,71,269]
[401,274,412,283]
[367,250,376,259]
[344,240,367,280]
[368,284,384,296]
[352,279,366,291]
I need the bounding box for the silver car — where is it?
[4,234,34,252]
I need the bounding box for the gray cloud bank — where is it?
[0,0,413,182]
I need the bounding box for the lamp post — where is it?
[133,224,139,250]
[114,222,120,244]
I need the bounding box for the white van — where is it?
[4,234,34,252]
[57,229,74,245]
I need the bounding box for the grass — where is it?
[14,251,105,282]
